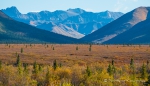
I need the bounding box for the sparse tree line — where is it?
[0,44,150,86]
[0,55,150,86]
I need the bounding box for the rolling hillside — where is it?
[82,7,150,44]
[0,11,84,43]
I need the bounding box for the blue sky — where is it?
[0,0,150,13]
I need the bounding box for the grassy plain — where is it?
[0,44,150,66]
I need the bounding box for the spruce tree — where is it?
[45,68,50,85]
[18,61,23,74]
[39,65,42,71]
[24,63,27,71]
[53,60,58,70]
[21,48,23,53]
[112,59,114,66]
[130,58,136,80]
[76,46,78,51]
[32,61,39,79]
[107,64,113,76]
[59,63,62,67]
[33,61,37,70]
[107,60,116,76]
[86,66,91,77]
[33,61,39,76]
[130,58,134,68]
[89,46,91,51]
[141,63,148,79]
[145,76,150,85]
[24,63,28,73]
[16,54,20,66]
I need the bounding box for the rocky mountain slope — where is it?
[2,6,123,38]
[0,11,83,43]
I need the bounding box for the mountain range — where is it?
[0,10,83,44]
[82,7,150,44]
[0,6,150,44]
[1,6,123,39]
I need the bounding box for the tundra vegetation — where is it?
[0,44,150,86]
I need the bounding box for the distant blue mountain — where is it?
[2,6,123,38]
[0,10,84,43]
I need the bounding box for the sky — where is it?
[0,0,150,14]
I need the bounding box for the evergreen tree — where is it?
[107,61,116,76]
[141,63,148,79]
[112,59,116,73]
[89,44,92,51]
[145,76,150,85]
[89,47,91,51]
[39,65,42,71]
[45,68,50,86]
[24,63,28,74]
[53,60,58,70]
[32,61,39,80]
[130,58,136,80]
[16,54,20,66]
[18,61,23,75]
[16,52,18,56]
[130,58,134,68]
[21,48,23,53]
[107,64,113,76]
[24,63,27,71]
[33,61,39,75]
[86,66,91,77]
[76,46,78,51]
[112,59,114,66]
[59,63,62,67]
[33,61,37,70]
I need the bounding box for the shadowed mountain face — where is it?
[82,7,150,44]
[104,10,150,44]
[0,11,84,44]
[2,6,123,39]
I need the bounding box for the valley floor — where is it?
[0,44,150,86]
